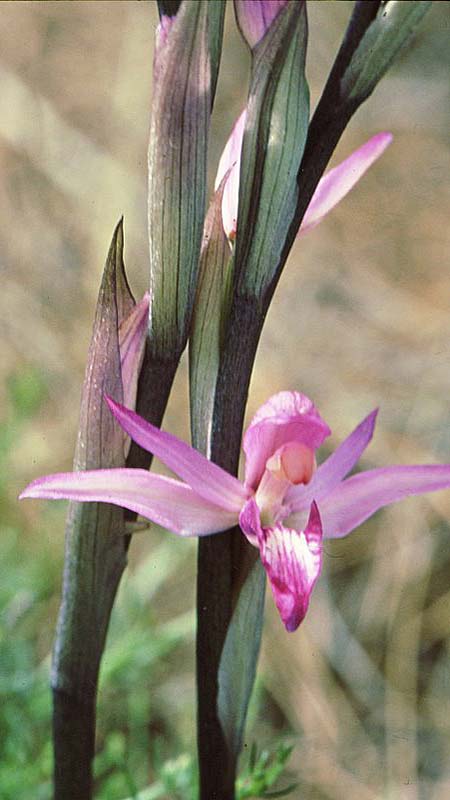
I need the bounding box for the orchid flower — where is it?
[235,0,290,50]
[215,107,393,240]
[20,391,450,632]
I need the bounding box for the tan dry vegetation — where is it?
[2,2,450,797]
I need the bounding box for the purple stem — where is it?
[195,3,384,798]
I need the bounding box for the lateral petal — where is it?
[106,397,248,512]
[287,409,378,512]
[317,464,450,539]
[300,132,393,234]
[239,496,262,547]
[20,469,237,537]
[257,502,323,632]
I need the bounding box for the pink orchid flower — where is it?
[215,108,393,240]
[20,392,450,632]
[235,0,290,49]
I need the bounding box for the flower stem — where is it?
[194,10,384,794]
[196,298,263,800]
[52,691,96,800]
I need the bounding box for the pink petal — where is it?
[234,0,289,48]
[300,132,393,235]
[119,293,149,413]
[19,469,236,537]
[258,502,323,632]
[216,125,392,241]
[215,108,246,239]
[153,15,176,82]
[317,464,450,539]
[243,391,331,490]
[287,409,378,512]
[158,14,175,44]
[106,397,248,512]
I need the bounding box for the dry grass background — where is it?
[1,1,450,798]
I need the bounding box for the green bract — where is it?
[233,1,309,299]
[189,178,233,456]
[148,2,211,358]
[341,0,432,103]
[53,221,136,700]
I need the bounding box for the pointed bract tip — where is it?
[112,216,124,245]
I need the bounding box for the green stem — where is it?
[52,352,177,800]
[52,691,96,800]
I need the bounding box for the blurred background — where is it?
[1,1,449,798]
